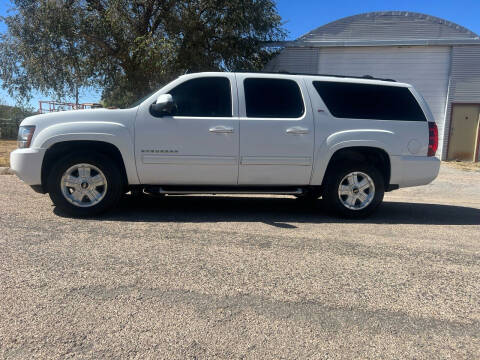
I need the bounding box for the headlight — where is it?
[17,126,36,148]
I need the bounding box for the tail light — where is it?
[428,122,438,157]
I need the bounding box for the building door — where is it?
[447,104,480,161]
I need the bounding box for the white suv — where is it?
[10,72,440,218]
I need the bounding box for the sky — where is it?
[1,0,480,109]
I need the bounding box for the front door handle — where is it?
[286,126,310,135]
[209,126,234,134]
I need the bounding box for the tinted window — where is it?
[244,78,304,118]
[312,81,427,121]
[169,77,231,117]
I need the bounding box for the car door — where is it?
[134,73,239,185]
[236,74,315,185]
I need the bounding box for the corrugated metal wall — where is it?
[443,45,480,159]
[263,48,319,74]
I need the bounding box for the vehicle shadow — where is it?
[55,194,480,226]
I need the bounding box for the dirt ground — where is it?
[0,140,16,167]
[0,165,479,359]
[443,160,480,172]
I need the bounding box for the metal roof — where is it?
[279,11,480,47]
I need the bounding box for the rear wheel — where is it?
[47,152,123,217]
[323,163,384,218]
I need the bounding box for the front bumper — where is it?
[9,148,46,186]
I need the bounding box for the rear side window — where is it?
[312,81,427,121]
[244,78,304,118]
[170,77,232,117]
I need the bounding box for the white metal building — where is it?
[265,11,480,161]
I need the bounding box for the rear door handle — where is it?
[209,126,234,134]
[286,127,309,135]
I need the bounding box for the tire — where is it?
[323,162,384,218]
[47,152,124,217]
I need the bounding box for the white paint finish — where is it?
[240,157,312,166]
[390,155,441,187]
[303,78,433,186]
[135,72,240,185]
[235,73,315,185]
[238,165,314,185]
[11,72,440,191]
[138,164,237,185]
[407,139,422,154]
[9,148,46,185]
[16,108,140,184]
[315,46,451,156]
[142,155,237,165]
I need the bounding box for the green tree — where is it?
[0,0,285,107]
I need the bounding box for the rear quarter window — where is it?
[312,81,427,121]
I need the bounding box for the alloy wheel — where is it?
[60,163,108,208]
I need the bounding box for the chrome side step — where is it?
[145,186,304,195]
[159,189,303,195]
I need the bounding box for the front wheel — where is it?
[323,163,384,218]
[47,152,123,217]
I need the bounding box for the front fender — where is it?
[310,129,394,185]
[34,122,139,185]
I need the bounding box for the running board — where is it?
[144,186,304,195]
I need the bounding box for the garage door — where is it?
[317,46,451,156]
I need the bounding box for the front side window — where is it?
[312,81,427,121]
[244,78,305,118]
[169,77,232,117]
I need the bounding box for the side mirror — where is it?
[150,94,176,117]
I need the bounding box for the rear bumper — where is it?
[390,155,440,188]
[10,148,46,186]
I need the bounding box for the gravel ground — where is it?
[0,165,479,359]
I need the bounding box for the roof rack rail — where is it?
[179,70,397,82]
[263,71,397,82]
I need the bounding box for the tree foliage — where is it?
[0,0,285,107]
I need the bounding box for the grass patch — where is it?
[0,140,17,167]
[444,160,480,172]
